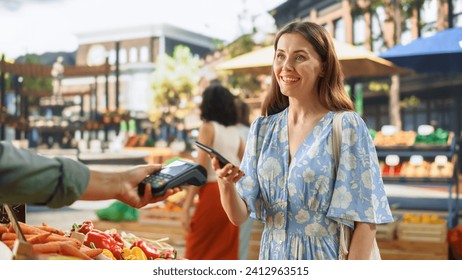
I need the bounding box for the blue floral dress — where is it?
[236,109,394,260]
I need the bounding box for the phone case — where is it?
[194,141,230,168]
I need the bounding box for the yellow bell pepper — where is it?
[121,246,147,260]
[102,249,116,260]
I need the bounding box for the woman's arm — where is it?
[346,222,377,260]
[213,157,248,226]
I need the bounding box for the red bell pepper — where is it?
[160,249,177,259]
[84,229,124,260]
[75,220,95,234]
[130,240,160,260]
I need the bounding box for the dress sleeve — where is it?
[327,112,394,227]
[0,142,90,208]
[236,116,266,222]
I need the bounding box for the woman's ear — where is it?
[319,63,326,77]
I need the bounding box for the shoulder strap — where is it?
[332,111,345,170]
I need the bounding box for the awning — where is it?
[216,39,412,78]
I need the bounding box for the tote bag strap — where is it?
[332,111,345,170]
[332,111,382,260]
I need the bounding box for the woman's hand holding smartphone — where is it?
[194,141,244,182]
[194,141,231,168]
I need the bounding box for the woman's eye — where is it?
[296,55,305,61]
[276,54,285,60]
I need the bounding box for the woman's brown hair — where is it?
[261,21,354,116]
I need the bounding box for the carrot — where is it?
[31,242,61,255]
[28,232,52,244]
[15,222,47,235]
[36,225,65,236]
[44,234,82,247]
[80,246,103,258]
[0,224,8,234]
[31,240,80,254]
[0,232,19,241]
[1,240,15,249]
[59,243,92,260]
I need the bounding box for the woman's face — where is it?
[273,33,324,99]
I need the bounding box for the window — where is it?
[119,48,127,64]
[334,18,345,42]
[129,47,138,63]
[353,15,366,47]
[140,46,149,62]
[108,49,116,64]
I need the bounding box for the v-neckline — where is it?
[284,110,333,168]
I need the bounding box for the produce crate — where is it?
[377,239,448,260]
[138,207,182,227]
[248,221,264,260]
[397,221,447,243]
[376,221,398,240]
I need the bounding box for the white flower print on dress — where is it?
[295,209,311,224]
[330,186,352,209]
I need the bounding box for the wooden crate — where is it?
[378,239,448,260]
[247,221,264,260]
[138,208,182,227]
[397,221,447,243]
[376,221,398,240]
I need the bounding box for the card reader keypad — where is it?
[143,173,174,189]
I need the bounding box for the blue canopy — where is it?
[380,27,462,73]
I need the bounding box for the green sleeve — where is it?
[0,142,90,208]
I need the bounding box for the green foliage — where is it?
[227,34,256,58]
[221,34,263,98]
[151,45,200,120]
[22,55,52,92]
[401,95,421,108]
[368,81,390,93]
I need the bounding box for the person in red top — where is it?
[181,84,244,260]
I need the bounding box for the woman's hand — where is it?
[211,157,244,184]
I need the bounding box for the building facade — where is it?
[270,0,462,136]
[67,23,217,116]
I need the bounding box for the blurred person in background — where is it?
[181,84,245,260]
[234,97,253,260]
[0,141,178,208]
[212,21,393,260]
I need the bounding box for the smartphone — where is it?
[194,141,231,168]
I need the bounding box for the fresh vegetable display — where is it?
[0,220,180,260]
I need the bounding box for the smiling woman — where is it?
[212,20,394,260]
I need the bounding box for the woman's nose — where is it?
[282,58,294,70]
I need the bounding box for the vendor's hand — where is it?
[211,157,244,184]
[116,164,181,208]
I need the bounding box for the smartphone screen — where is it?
[194,141,230,168]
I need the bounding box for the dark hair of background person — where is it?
[200,85,238,126]
[262,20,354,116]
[235,98,250,127]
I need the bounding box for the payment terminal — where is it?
[138,159,207,197]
